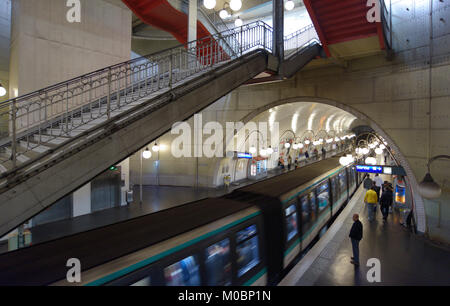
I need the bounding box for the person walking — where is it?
[364,186,378,221]
[380,184,393,220]
[363,175,373,190]
[349,214,363,266]
[374,174,383,201]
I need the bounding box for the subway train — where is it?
[0,157,363,286]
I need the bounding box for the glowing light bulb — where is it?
[234,17,243,27]
[230,0,242,11]
[219,9,229,19]
[203,0,216,9]
[285,0,294,11]
[142,148,152,159]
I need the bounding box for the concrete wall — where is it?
[7,0,132,223]
[9,0,132,96]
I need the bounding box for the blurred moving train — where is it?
[0,157,363,286]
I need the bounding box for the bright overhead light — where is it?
[292,143,298,149]
[304,140,310,145]
[362,148,370,155]
[260,148,268,156]
[142,148,152,159]
[326,138,333,143]
[375,147,383,155]
[234,17,243,27]
[249,146,257,154]
[285,0,294,11]
[152,143,160,152]
[0,84,6,97]
[230,0,242,11]
[380,144,386,150]
[219,9,229,19]
[267,147,274,155]
[203,0,216,10]
[284,142,291,149]
[298,143,304,149]
[313,140,320,146]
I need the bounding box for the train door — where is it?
[283,200,301,268]
[316,180,331,220]
[330,176,340,214]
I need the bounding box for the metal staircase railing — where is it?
[0,21,320,179]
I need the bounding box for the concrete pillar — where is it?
[119,158,130,206]
[272,0,284,60]
[9,0,131,96]
[188,0,197,44]
[72,183,91,217]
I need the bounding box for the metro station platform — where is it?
[281,184,450,286]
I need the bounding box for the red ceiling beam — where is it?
[304,0,331,57]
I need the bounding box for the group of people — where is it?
[278,147,329,171]
[349,174,394,267]
[363,174,393,221]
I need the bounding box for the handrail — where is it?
[0,20,320,176]
[0,20,271,108]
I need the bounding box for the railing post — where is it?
[11,99,17,168]
[107,68,111,119]
[169,50,173,89]
[240,26,243,56]
[66,84,69,133]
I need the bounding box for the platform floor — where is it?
[282,185,450,286]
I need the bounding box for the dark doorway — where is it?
[91,167,121,212]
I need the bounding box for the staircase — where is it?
[0,21,321,238]
[304,0,391,58]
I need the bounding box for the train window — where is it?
[164,256,201,286]
[339,171,347,197]
[300,195,310,232]
[285,204,298,241]
[204,239,232,286]
[331,177,339,203]
[309,191,317,221]
[317,181,330,212]
[236,225,260,277]
[131,276,151,286]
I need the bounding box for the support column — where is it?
[188,0,197,44]
[273,0,284,60]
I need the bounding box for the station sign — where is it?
[236,152,252,159]
[356,165,383,174]
[355,165,406,176]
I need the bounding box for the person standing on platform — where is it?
[288,155,292,171]
[304,150,309,163]
[364,187,378,221]
[294,157,299,169]
[374,173,383,201]
[363,175,373,190]
[380,184,393,220]
[321,147,326,160]
[349,214,363,266]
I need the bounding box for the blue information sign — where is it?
[355,165,383,173]
[237,152,252,159]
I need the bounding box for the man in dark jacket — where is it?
[349,214,363,266]
[380,185,393,220]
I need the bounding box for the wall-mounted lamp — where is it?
[419,155,450,199]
